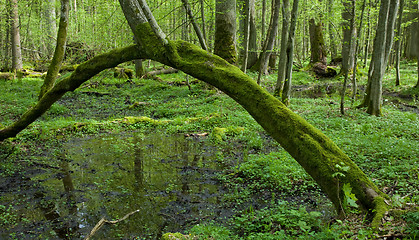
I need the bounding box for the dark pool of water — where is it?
[1,133,240,239]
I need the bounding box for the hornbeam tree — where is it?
[0,0,390,228]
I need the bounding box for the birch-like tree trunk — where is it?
[45,0,57,58]
[394,0,405,86]
[10,0,23,71]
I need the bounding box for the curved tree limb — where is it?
[0,45,143,140]
[39,0,70,99]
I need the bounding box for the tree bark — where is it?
[10,0,23,71]
[395,0,405,86]
[181,0,208,50]
[281,0,299,105]
[1,0,390,228]
[340,0,356,115]
[199,0,207,44]
[45,0,57,58]
[257,0,281,84]
[309,19,327,65]
[39,0,70,100]
[241,0,254,73]
[214,0,237,64]
[362,0,399,116]
[328,0,337,60]
[274,0,290,96]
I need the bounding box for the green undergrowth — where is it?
[1,61,418,239]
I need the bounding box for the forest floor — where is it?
[0,61,418,239]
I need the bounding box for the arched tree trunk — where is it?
[214,0,237,64]
[0,0,390,228]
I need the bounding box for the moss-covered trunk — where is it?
[39,0,70,99]
[309,19,327,65]
[214,0,237,64]
[0,45,142,140]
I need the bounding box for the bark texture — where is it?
[214,0,237,64]
[10,0,23,71]
[309,19,327,65]
[257,0,281,84]
[362,0,399,116]
[275,0,290,96]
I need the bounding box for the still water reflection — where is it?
[0,133,232,239]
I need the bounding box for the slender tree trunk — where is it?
[181,0,208,50]
[340,0,356,115]
[328,0,337,60]
[10,0,23,71]
[394,0,404,86]
[363,3,371,67]
[257,0,281,84]
[135,59,145,77]
[261,0,266,46]
[351,0,367,102]
[241,0,255,73]
[3,1,11,71]
[363,0,399,116]
[214,0,237,64]
[274,0,290,96]
[199,0,207,43]
[39,0,70,100]
[340,0,356,76]
[282,0,299,105]
[45,0,57,58]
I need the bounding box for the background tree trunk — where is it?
[39,0,70,100]
[340,0,356,76]
[309,18,327,65]
[340,0,356,115]
[328,0,337,60]
[281,0,299,105]
[214,0,237,64]
[181,0,208,50]
[394,0,405,86]
[10,0,23,71]
[45,0,57,58]
[257,0,281,84]
[274,0,290,96]
[363,0,399,116]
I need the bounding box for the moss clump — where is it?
[211,126,245,142]
[161,232,189,240]
[123,116,158,125]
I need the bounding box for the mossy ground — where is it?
[0,60,418,239]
